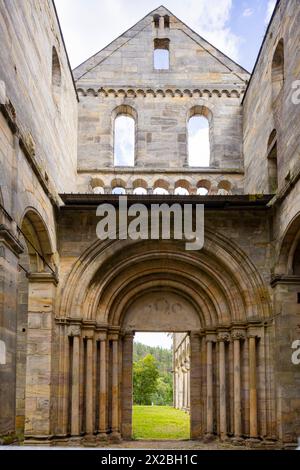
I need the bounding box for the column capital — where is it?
[231,330,246,341]
[217,332,230,343]
[206,334,217,343]
[27,271,58,285]
[67,325,81,337]
[96,331,107,342]
[121,330,135,340]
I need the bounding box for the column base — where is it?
[97,432,108,442]
[203,433,216,443]
[110,432,122,443]
[82,434,98,447]
[231,437,244,446]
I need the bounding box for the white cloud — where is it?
[55,0,241,68]
[243,8,254,17]
[265,0,276,25]
[135,333,173,349]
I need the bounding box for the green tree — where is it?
[133,354,159,405]
[152,374,173,406]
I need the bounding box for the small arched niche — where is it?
[188,106,212,167]
[122,291,201,332]
[52,46,61,106]
[113,105,137,167]
[271,39,284,105]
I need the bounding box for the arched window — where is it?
[272,39,284,105]
[292,241,300,275]
[197,180,211,196]
[112,187,126,195]
[174,180,190,196]
[93,187,104,194]
[133,187,147,195]
[188,110,211,167]
[153,187,169,195]
[217,181,232,195]
[174,187,189,196]
[52,46,61,105]
[153,179,169,195]
[114,114,135,167]
[267,130,278,193]
[154,39,170,70]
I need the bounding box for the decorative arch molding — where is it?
[275,212,300,275]
[58,230,271,326]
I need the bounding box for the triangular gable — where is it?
[74,5,249,84]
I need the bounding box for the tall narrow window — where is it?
[267,130,278,193]
[153,15,160,29]
[52,46,61,105]
[271,39,284,105]
[188,115,210,167]
[164,15,170,29]
[154,39,170,70]
[114,115,135,167]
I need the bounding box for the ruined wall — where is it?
[243,0,300,195]
[0,0,77,437]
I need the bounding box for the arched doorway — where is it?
[53,233,273,443]
[121,291,199,439]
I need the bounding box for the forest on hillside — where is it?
[133,342,173,406]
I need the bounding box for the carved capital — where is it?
[231,330,246,341]
[217,332,230,343]
[68,325,81,337]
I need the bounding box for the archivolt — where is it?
[58,230,271,328]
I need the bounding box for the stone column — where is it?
[85,334,94,436]
[232,331,244,439]
[206,339,214,436]
[71,332,81,436]
[249,335,258,439]
[190,332,202,439]
[111,335,120,439]
[24,272,58,439]
[98,334,107,438]
[218,333,230,440]
[121,332,134,439]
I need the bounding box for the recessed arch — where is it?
[52,46,61,106]
[272,39,284,105]
[188,106,212,168]
[112,105,137,167]
[20,208,54,272]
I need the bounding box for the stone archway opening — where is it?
[121,290,200,440]
[132,331,190,441]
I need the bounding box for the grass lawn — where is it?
[132,406,190,440]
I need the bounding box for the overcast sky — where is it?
[55,0,276,71]
[55,0,276,349]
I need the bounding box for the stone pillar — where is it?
[111,335,120,439]
[98,334,107,438]
[218,333,230,440]
[71,333,80,436]
[159,15,164,31]
[24,272,58,439]
[232,331,244,439]
[121,332,134,439]
[0,223,23,436]
[190,332,202,439]
[85,335,94,436]
[249,335,258,439]
[206,339,214,436]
